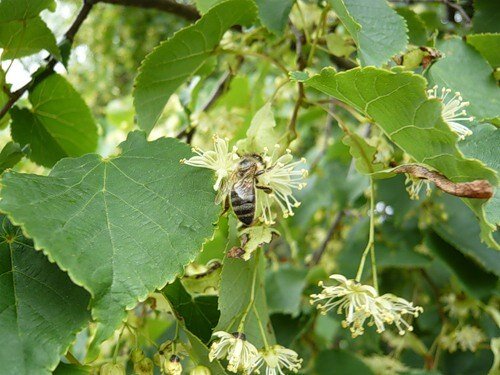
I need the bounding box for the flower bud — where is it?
[130,348,145,363]
[133,357,154,375]
[99,362,125,375]
[163,354,182,375]
[190,365,211,375]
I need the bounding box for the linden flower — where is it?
[257,145,308,224]
[363,355,409,375]
[181,135,238,194]
[163,355,182,375]
[441,293,480,319]
[427,85,473,140]
[454,325,486,352]
[311,274,422,337]
[251,345,303,375]
[439,325,487,352]
[404,174,432,200]
[209,331,258,373]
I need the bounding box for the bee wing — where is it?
[215,170,237,204]
[233,174,256,201]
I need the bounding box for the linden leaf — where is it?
[163,279,220,343]
[215,250,275,347]
[427,37,500,124]
[0,131,220,343]
[0,216,90,375]
[329,0,408,67]
[0,0,55,22]
[342,133,385,175]
[237,103,280,155]
[294,67,498,247]
[466,33,500,68]
[134,0,257,133]
[0,17,60,60]
[10,74,98,167]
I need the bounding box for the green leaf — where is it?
[325,33,356,58]
[134,0,257,133]
[163,279,220,343]
[183,329,228,375]
[53,363,92,375]
[0,132,220,343]
[0,17,60,60]
[255,0,294,35]
[237,103,280,154]
[329,0,408,66]
[0,141,25,173]
[427,37,500,123]
[194,0,223,14]
[342,133,384,174]
[265,267,307,317]
[395,8,428,46]
[294,66,498,247]
[215,250,275,347]
[0,0,55,23]
[473,0,500,33]
[0,216,90,375]
[10,74,98,167]
[432,194,500,277]
[425,233,497,300]
[315,349,374,375]
[459,123,500,226]
[466,33,500,68]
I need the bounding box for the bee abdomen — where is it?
[231,192,255,225]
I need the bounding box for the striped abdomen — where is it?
[231,180,255,226]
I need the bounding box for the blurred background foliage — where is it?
[0,0,499,374]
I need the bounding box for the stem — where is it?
[306,5,329,66]
[368,179,378,291]
[112,325,126,363]
[252,304,269,348]
[220,48,289,75]
[237,249,260,332]
[294,1,311,44]
[355,178,377,291]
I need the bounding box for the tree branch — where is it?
[0,0,96,120]
[96,0,200,21]
[393,164,493,199]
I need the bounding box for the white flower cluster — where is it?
[181,136,307,225]
[310,274,423,337]
[439,325,486,353]
[427,85,473,140]
[208,331,302,374]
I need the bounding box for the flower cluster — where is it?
[439,325,486,353]
[310,274,423,337]
[427,85,473,140]
[181,136,307,225]
[208,331,302,374]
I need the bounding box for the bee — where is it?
[220,154,272,226]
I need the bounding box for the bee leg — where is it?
[256,185,273,194]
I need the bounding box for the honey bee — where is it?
[220,154,272,226]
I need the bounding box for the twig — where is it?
[96,0,200,21]
[309,211,344,266]
[288,22,307,144]
[176,57,243,142]
[388,0,471,26]
[393,164,493,199]
[442,0,471,26]
[0,0,96,120]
